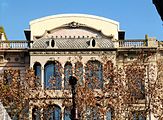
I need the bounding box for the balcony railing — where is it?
[119,40,147,48]
[0,41,29,49]
[0,39,149,49]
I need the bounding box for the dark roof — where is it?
[32,38,114,49]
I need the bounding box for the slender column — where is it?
[40,108,44,120]
[61,107,64,120]
[41,67,44,89]
[29,106,33,120]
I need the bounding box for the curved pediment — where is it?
[30,14,119,40]
[34,21,113,40]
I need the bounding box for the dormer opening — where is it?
[92,39,96,47]
[51,39,55,47]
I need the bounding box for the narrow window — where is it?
[132,111,146,120]
[33,62,41,87]
[64,107,71,120]
[86,107,100,120]
[32,107,41,120]
[64,62,72,89]
[85,60,103,89]
[44,105,61,120]
[104,61,114,83]
[44,61,62,90]
[75,62,83,85]
[106,108,113,120]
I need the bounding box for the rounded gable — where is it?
[30,14,119,40]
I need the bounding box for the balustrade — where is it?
[0,41,29,49]
[119,40,147,48]
[0,40,149,49]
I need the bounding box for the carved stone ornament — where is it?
[64,21,85,28]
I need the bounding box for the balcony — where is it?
[0,41,29,49]
[118,39,147,48]
[0,39,158,50]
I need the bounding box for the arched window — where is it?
[34,62,41,78]
[64,107,71,120]
[85,60,103,89]
[44,61,62,90]
[33,62,41,86]
[44,105,61,120]
[32,107,41,120]
[64,62,72,89]
[75,62,83,85]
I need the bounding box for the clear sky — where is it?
[0,0,163,40]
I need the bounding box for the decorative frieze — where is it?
[30,51,115,56]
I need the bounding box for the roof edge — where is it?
[30,14,119,26]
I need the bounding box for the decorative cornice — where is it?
[30,51,115,56]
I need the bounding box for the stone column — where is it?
[41,67,44,89]
[29,106,33,120]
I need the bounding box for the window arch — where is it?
[75,62,83,85]
[85,60,103,89]
[33,62,41,86]
[64,62,72,89]
[44,61,62,90]
[44,105,61,120]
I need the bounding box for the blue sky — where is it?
[0,0,162,40]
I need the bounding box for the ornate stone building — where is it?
[0,14,162,120]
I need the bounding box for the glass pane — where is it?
[64,108,71,120]
[44,62,62,90]
[32,108,41,120]
[35,66,41,78]
[106,111,111,120]
[75,62,83,85]
[86,108,100,120]
[54,63,62,90]
[45,63,54,89]
[64,62,72,89]
[44,106,61,120]
[34,63,41,86]
[85,60,103,89]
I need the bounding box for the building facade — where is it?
[0,14,162,120]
